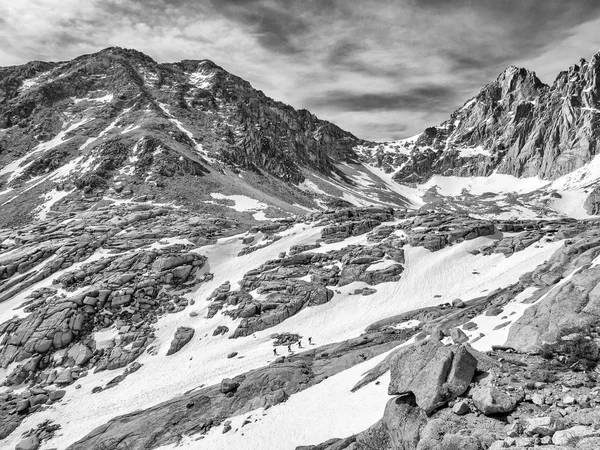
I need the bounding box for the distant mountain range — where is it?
[3,48,600,227]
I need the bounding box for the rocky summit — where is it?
[2,47,600,450]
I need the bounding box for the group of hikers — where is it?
[273,337,312,355]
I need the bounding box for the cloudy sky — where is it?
[1,1,600,140]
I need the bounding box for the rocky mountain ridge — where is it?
[357,52,600,185]
[1,47,411,229]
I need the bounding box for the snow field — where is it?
[4,224,562,449]
[209,193,270,220]
[158,349,397,450]
[420,173,548,197]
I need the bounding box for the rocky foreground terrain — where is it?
[3,48,600,450]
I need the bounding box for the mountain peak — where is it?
[496,65,541,86]
[76,47,157,65]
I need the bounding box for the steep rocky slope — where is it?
[356,52,600,221]
[0,47,413,229]
[358,54,600,183]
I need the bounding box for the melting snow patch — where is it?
[209,193,269,220]
[549,191,592,219]
[93,328,119,350]
[72,93,113,104]
[342,191,373,206]
[158,103,215,163]
[461,286,539,351]
[365,259,396,271]
[392,319,421,330]
[421,173,548,196]
[457,145,492,158]
[0,118,91,182]
[148,237,195,249]
[35,189,75,220]
[298,179,328,196]
[121,123,141,134]
[188,70,215,89]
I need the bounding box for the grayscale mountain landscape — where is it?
[3,2,600,450]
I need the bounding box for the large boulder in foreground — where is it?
[15,436,40,450]
[471,370,517,415]
[388,340,477,414]
[356,395,426,449]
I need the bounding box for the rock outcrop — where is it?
[388,340,477,414]
[506,231,600,351]
[166,327,195,355]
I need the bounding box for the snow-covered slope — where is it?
[0,202,575,449]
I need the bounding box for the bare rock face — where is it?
[471,371,517,416]
[504,231,600,351]
[402,212,496,252]
[166,327,194,356]
[359,53,600,185]
[355,395,426,449]
[552,425,599,446]
[388,340,477,414]
[507,256,600,350]
[584,186,600,215]
[0,47,376,228]
[15,435,40,450]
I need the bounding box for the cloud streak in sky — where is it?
[1,0,600,140]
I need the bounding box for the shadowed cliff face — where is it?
[358,54,600,185]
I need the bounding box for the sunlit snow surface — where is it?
[0,219,564,449]
[419,172,547,197]
[353,140,600,218]
[158,350,396,450]
[209,193,270,220]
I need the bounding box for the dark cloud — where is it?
[417,0,600,78]
[306,84,456,113]
[365,122,410,141]
[208,0,312,54]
